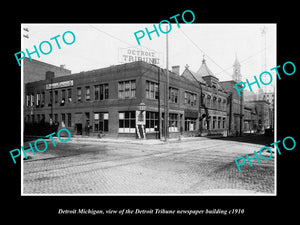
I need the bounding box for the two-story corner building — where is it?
[24,61,201,139]
[181,58,229,136]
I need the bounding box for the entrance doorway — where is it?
[75,123,82,135]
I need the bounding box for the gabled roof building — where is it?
[182,58,229,136]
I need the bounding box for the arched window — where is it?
[218,98,222,110]
[213,96,217,109]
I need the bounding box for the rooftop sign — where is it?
[118,48,163,66]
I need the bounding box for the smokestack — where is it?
[172,65,180,75]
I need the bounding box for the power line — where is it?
[89,25,163,55]
[214,44,273,76]
[90,25,133,47]
[179,28,233,79]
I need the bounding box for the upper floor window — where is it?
[61,90,66,105]
[85,86,91,101]
[146,80,159,100]
[54,90,58,104]
[26,95,30,107]
[77,87,82,102]
[94,83,109,100]
[36,93,41,107]
[118,80,136,99]
[184,91,197,106]
[169,87,178,103]
[67,88,72,102]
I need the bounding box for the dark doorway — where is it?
[75,123,82,135]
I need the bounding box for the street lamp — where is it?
[138,102,146,123]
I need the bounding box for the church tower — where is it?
[232,54,241,82]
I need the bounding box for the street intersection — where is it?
[22,135,275,195]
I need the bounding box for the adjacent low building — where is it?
[182,58,229,136]
[23,57,71,84]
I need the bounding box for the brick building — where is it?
[23,57,71,84]
[25,57,269,139]
[182,58,229,136]
[245,100,270,132]
[24,61,202,139]
[243,103,259,133]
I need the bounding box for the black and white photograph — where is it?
[4,4,298,220]
[21,23,276,195]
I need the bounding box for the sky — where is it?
[21,23,276,92]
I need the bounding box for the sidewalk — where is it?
[68,133,267,145]
[23,133,269,146]
[68,135,215,145]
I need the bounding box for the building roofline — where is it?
[24,57,71,73]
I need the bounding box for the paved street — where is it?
[22,135,275,195]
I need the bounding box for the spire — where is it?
[197,55,214,77]
[234,52,240,66]
[233,54,241,82]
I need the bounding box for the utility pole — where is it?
[158,66,161,140]
[165,26,169,142]
[239,88,243,136]
[261,26,268,95]
[261,26,269,130]
[50,77,53,125]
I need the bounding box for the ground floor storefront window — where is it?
[146,111,158,133]
[169,113,178,132]
[119,111,136,133]
[185,117,197,131]
[94,112,109,132]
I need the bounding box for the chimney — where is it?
[45,71,55,80]
[172,65,180,75]
[60,64,66,69]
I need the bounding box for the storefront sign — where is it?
[46,80,74,90]
[118,48,163,66]
[136,110,146,125]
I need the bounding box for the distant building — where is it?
[244,90,274,130]
[243,102,259,133]
[261,92,274,110]
[245,100,270,131]
[23,57,71,84]
[260,92,274,129]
